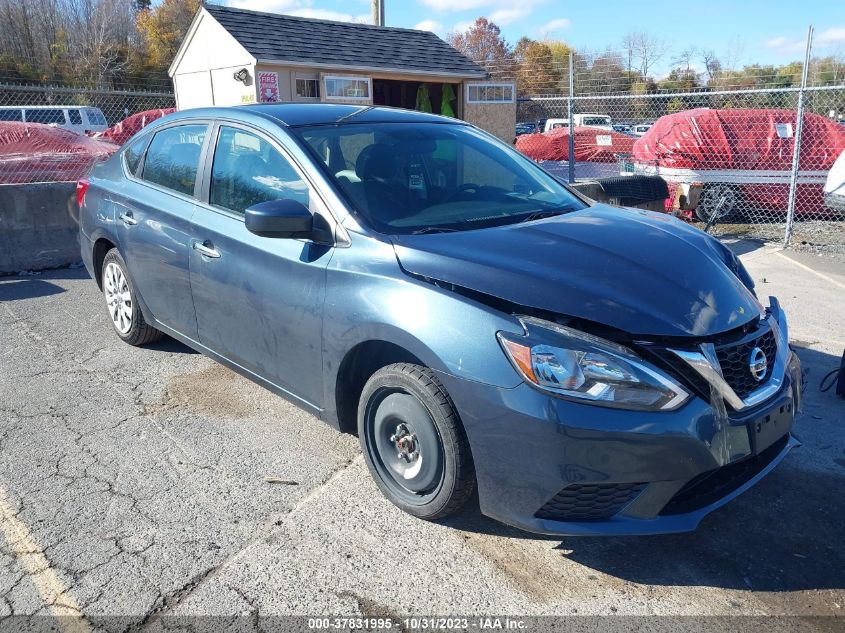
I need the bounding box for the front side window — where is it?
[142,124,207,196]
[324,76,371,101]
[0,109,22,122]
[295,78,320,99]
[295,122,585,235]
[25,109,66,124]
[68,109,83,125]
[582,117,611,126]
[86,109,107,126]
[210,126,309,215]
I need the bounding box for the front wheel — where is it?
[358,363,475,520]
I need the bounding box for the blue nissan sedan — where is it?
[78,104,802,536]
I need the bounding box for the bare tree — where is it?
[622,31,669,78]
[673,47,697,73]
[700,49,722,82]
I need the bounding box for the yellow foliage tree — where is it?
[134,0,201,76]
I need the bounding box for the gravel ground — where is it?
[1,245,844,632]
[697,221,845,255]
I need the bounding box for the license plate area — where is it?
[749,398,794,454]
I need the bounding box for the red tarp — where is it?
[515,126,635,163]
[0,122,118,184]
[92,108,175,146]
[631,109,845,213]
[632,108,845,171]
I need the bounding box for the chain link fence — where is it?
[488,29,845,251]
[0,81,175,185]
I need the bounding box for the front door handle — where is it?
[192,240,221,259]
[119,211,137,226]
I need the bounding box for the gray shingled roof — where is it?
[203,4,487,78]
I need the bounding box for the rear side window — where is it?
[68,109,83,125]
[25,109,66,124]
[142,124,207,196]
[86,109,107,126]
[210,126,309,215]
[123,135,148,176]
[0,109,23,122]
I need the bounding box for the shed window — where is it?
[296,78,320,99]
[324,76,371,101]
[466,84,515,104]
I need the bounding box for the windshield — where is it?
[294,122,586,234]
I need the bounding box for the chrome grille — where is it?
[715,327,778,399]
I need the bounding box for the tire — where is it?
[357,363,475,520]
[695,184,740,223]
[101,249,163,346]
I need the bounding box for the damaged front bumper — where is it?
[438,299,803,537]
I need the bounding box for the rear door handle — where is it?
[192,240,221,259]
[119,211,137,226]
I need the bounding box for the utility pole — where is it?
[784,25,813,247]
[371,0,385,26]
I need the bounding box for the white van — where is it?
[0,105,109,134]
[543,113,613,132]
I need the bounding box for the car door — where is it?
[188,122,332,407]
[114,121,211,340]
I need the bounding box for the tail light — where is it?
[76,179,89,207]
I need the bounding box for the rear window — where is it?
[86,109,107,126]
[141,124,207,196]
[0,109,22,122]
[123,135,148,176]
[25,109,66,125]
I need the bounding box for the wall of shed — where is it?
[463,101,517,143]
[171,9,257,109]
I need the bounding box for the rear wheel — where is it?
[695,184,740,223]
[101,249,162,346]
[358,363,475,520]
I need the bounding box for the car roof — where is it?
[236,103,463,127]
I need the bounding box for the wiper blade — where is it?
[517,207,573,223]
[410,226,461,234]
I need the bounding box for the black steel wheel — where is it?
[358,363,475,519]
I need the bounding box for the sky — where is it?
[222,0,844,76]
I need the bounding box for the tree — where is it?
[133,0,200,78]
[621,31,668,78]
[447,17,511,73]
[673,47,697,74]
[513,38,562,95]
[700,49,722,83]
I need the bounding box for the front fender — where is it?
[321,232,523,414]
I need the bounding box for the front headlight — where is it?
[498,317,690,411]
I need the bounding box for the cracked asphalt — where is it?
[1,243,844,631]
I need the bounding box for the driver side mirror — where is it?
[244,198,313,239]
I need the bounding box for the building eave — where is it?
[255,58,488,80]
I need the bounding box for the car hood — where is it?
[391,205,760,338]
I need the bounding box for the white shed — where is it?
[168,4,517,141]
